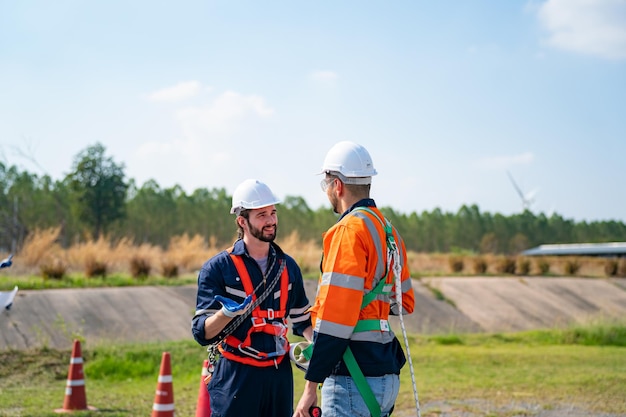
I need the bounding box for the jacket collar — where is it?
[338,198,377,221]
[231,238,282,260]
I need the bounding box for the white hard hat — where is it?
[319,141,377,184]
[230,179,281,214]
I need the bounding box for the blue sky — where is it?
[1,1,625,223]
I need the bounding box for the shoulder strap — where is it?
[351,206,396,306]
[352,206,398,255]
[230,253,290,318]
[215,253,286,342]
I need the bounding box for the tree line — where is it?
[1,143,624,255]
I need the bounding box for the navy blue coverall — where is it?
[192,239,312,417]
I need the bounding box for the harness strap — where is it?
[220,254,290,366]
[354,319,390,333]
[230,254,290,317]
[361,279,393,309]
[354,207,398,256]
[344,347,382,417]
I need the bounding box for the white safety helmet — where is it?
[319,141,377,184]
[230,179,281,215]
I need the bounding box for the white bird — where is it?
[0,286,18,310]
[0,254,13,269]
[0,254,17,311]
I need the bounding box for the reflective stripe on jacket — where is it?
[305,199,415,383]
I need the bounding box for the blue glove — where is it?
[0,254,12,269]
[215,294,252,318]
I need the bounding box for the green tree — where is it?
[508,233,530,254]
[480,232,499,254]
[280,196,315,241]
[4,156,626,254]
[66,143,129,239]
[453,204,484,252]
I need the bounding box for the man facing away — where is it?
[192,179,313,417]
[294,141,415,417]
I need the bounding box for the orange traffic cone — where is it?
[195,359,211,417]
[151,352,175,417]
[55,339,97,413]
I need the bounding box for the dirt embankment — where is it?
[1,277,625,350]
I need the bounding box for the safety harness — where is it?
[345,206,421,417]
[287,207,421,416]
[204,251,291,386]
[218,253,291,367]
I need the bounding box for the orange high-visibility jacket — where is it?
[305,200,415,383]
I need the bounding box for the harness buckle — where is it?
[380,319,390,332]
[238,344,282,360]
[251,317,266,327]
[267,308,275,320]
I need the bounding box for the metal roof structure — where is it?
[522,242,626,257]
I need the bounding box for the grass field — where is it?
[1,324,624,417]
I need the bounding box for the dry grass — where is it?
[277,230,321,275]
[4,228,221,278]
[18,226,65,267]
[0,228,619,279]
[165,233,217,271]
[66,234,113,276]
[407,252,450,275]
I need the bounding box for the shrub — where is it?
[618,259,626,278]
[130,257,151,279]
[563,259,581,276]
[166,233,213,272]
[85,258,108,278]
[537,258,550,275]
[605,259,618,277]
[19,227,63,267]
[161,262,179,278]
[448,256,464,273]
[472,257,488,274]
[40,257,67,279]
[517,257,531,275]
[495,257,516,274]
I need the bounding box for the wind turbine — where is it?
[507,171,538,212]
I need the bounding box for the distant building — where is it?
[522,242,626,258]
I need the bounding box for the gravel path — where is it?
[393,399,626,417]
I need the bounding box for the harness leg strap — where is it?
[343,347,382,417]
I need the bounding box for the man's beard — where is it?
[249,222,277,242]
[329,193,340,214]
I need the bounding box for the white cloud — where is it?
[311,70,338,82]
[538,0,626,59]
[130,90,276,192]
[147,81,206,103]
[130,135,235,192]
[474,152,535,170]
[176,90,275,137]
[135,140,174,156]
